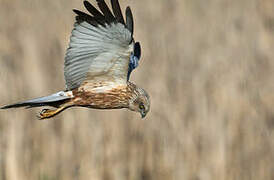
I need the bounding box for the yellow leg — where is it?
[38,106,67,120]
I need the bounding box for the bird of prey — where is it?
[1,0,150,119]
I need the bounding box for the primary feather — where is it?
[64,0,140,90]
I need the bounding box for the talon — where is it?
[37,106,66,120]
[40,109,49,115]
[38,109,55,120]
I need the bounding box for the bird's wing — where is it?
[128,42,141,80]
[64,0,138,91]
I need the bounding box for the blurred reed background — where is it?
[0,0,274,179]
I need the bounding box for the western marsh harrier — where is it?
[1,0,150,119]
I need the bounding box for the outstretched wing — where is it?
[64,0,138,90]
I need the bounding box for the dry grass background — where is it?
[0,0,274,179]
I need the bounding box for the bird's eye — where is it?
[139,103,145,110]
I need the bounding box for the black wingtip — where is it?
[73,9,100,26]
[73,9,81,15]
[111,0,125,24]
[126,6,134,35]
[96,0,115,23]
[75,0,134,34]
[83,0,104,19]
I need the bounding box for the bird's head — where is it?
[128,87,150,118]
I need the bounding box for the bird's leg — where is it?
[38,107,64,120]
[38,103,73,120]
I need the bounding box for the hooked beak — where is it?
[141,110,147,119]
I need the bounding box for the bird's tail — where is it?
[1,91,72,109]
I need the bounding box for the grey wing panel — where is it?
[64,0,136,90]
[64,21,132,90]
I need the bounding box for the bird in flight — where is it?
[1,0,150,119]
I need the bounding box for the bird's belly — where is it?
[72,89,130,109]
[83,104,125,110]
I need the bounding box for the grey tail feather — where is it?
[1,91,71,109]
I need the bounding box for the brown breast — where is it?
[71,82,136,109]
